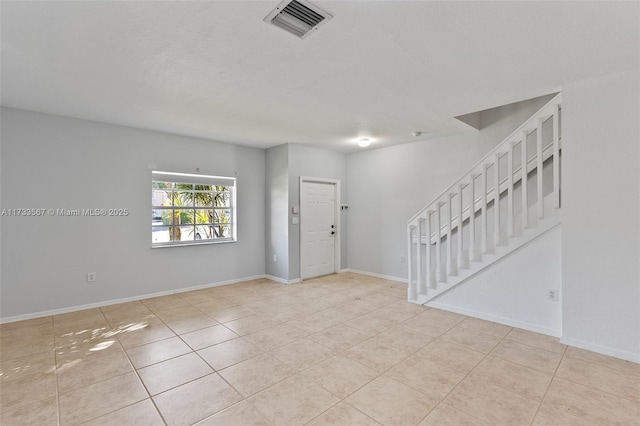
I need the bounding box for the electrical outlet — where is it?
[87,272,96,283]
[273,254,277,262]
[548,289,559,301]
[400,256,406,263]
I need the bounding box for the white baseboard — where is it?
[426,301,562,338]
[0,274,267,324]
[264,275,300,284]
[560,336,640,364]
[342,268,407,284]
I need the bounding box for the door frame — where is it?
[299,176,341,281]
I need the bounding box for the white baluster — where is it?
[481,165,489,254]
[416,217,424,295]
[553,104,560,208]
[446,193,456,276]
[435,201,446,282]
[494,154,501,247]
[407,225,415,300]
[457,184,466,269]
[521,131,529,230]
[507,142,514,237]
[537,118,544,219]
[426,210,435,288]
[469,174,479,261]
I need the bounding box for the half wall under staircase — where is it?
[407,93,562,305]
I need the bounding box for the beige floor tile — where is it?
[414,339,485,374]
[194,400,273,425]
[440,326,502,354]
[248,375,340,425]
[115,318,176,349]
[343,338,408,373]
[360,291,402,308]
[372,324,435,354]
[346,375,437,425]
[54,322,113,348]
[402,309,465,337]
[369,301,424,324]
[0,322,53,344]
[208,305,256,323]
[294,311,349,335]
[54,308,108,326]
[0,335,54,361]
[101,302,154,325]
[243,323,308,351]
[270,338,334,371]
[542,377,640,425]
[197,337,264,370]
[556,356,640,402]
[180,324,239,350]
[138,352,213,395]
[337,299,379,317]
[444,376,540,425]
[0,316,52,333]
[192,299,240,316]
[471,356,553,402]
[0,371,56,412]
[56,336,123,368]
[306,401,381,426]
[57,350,133,393]
[176,288,219,304]
[153,373,242,426]
[490,338,562,375]
[218,354,294,397]
[126,336,192,369]
[164,314,220,335]
[564,346,640,377]
[418,403,489,425]
[224,315,279,336]
[81,399,164,426]
[505,328,566,354]
[532,404,600,426]
[153,304,205,323]
[386,355,466,400]
[343,314,394,338]
[302,354,379,399]
[141,294,190,312]
[457,317,513,338]
[58,372,147,425]
[308,324,371,352]
[0,396,58,426]
[0,349,55,384]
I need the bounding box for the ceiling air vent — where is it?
[264,0,333,39]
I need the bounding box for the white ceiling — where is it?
[1,1,638,153]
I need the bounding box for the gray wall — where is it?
[265,144,289,280]
[0,108,265,319]
[561,70,640,360]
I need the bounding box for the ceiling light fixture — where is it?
[358,138,371,148]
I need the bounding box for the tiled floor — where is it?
[1,273,638,425]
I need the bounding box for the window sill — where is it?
[151,239,236,248]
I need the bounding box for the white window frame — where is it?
[151,171,237,248]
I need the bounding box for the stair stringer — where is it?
[408,208,560,305]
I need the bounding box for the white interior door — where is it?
[300,180,337,280]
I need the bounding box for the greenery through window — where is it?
[152,172,236,247]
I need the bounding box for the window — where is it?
[151,171,236,247]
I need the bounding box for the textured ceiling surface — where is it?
[1,1,638,152]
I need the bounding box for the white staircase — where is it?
[407,94,562,305]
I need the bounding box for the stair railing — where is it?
[407,93,562,303]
